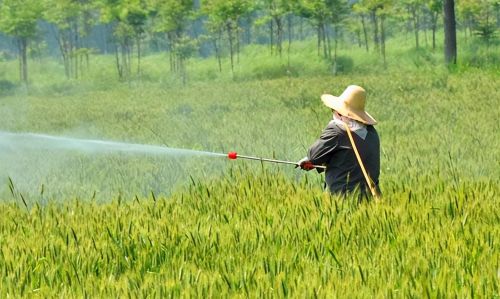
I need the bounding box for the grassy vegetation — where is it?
[1,171,498,297]
[0,39,499,296]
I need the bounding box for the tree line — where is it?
[0,0,498,83]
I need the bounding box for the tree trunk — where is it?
[380,14,386,68]
[227,22,235,76]
[411,7,419,49]
[371,10,379,54]
[236,22,240,64]
[168,33,174,72]
[317,25,321,56]
[85,51,90,72]
[431,12,438,50]
[137,36,141,75]
[53,25,70,79]
[22,38,28,82]
[443,0,457,64]
[115,38,131,79]
[169,50,174,72]
[325,23,331,60]
[126,39,131,76]
[332,25,338,74]
[74,22,79,79]
[213,30,222,73]
[181,57,187,86]
[299,17,304,40]
[115,44,123,79]
[361,14,369,52]
[287,14,292,68]
[321,23,328,59]
[287,14,293,45]
[122,44,127,77]
[269,21,274,55]
[18,37,28,83]
[69,32,74,79]
[18,42,22,81]
[423,24,427,47]
[275,16,283,57]
[464,15,472,44]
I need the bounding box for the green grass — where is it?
[0,37,499,296]
[1,171,498,297]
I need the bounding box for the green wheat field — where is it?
[1,39,499,297]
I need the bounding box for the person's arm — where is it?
[307,124,340,168]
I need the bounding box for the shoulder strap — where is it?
[342,122,380,200]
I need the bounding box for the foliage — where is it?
[42,0,96,79]
[96,0,152,78]
[456,0,499,44]
[0,0,43,81]
[254,0,293,56]
[202,0,254,74]
[0,0,41,37]
[0,0,499,80]
[470,0,498,43]
[150,0,193,34]
[150,0,194,80]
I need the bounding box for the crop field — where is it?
[0,41,499,297]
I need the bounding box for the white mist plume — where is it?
[0,131,227,201]
[0,131,224,157]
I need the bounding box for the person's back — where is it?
[298,85,380,198]
[311,122,380,195]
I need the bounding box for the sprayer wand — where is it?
[227,152,326,170]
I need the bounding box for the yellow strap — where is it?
[342,122,380,200]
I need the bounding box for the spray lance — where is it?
[227,152,326,170]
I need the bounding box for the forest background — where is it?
[0,0,498,85]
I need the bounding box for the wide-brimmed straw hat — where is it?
[321,85,377,125]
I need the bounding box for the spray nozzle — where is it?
[228,152,238,159]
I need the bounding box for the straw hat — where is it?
[321,85,377,125]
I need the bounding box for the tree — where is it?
[401,0,425,49]
[473,1,498,47]
[150,0,194,80]
[296,0,329,58]
[296,0,348,60]
[458,0,498,46]
[456,0,480,42]
[443,0,457,64]
[202,0,253,76]
[43,0,96,79]
[256,0,293,57]
[0,0,42,83]
[355,0,392,66]
[352,3,371,52]
[97,0,149,79]
[203,17,225,73]
[356,0,386,55]
[425,0,443,50]
[377,2,393,67]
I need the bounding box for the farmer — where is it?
[298,85,380,198]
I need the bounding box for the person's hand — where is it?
[296,157,314,171]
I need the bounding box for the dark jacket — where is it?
[308,121,380,195]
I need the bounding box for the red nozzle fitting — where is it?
[228,151,238,160]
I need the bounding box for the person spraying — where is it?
[297,85,381,200]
